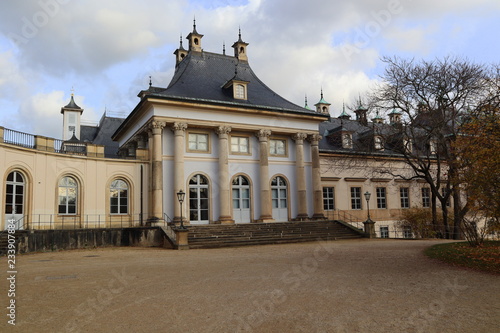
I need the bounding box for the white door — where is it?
[271,176,288,222]
[189,174,209,225]
[4,171,25,229]
[232,176,250,223]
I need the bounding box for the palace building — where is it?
[1,24,429,239]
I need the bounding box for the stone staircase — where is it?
[186,220,364,249]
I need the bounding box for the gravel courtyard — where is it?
[1,239,499,333]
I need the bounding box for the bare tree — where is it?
[369,56,498,239]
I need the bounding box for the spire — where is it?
[223,41,226,55]
[338,100,351,120]
[304,95,312,110]
[232,27,249,61]
[193,17,198,34]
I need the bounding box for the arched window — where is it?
[110,179,129,214]
[271,176,288,221]
[189,174,209,224]
[5,171,25,216]
[58,176,78,215]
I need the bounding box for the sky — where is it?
[0,0,499,138]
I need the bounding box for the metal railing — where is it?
[3,128,35,149]
[10,214,150,230]
[331,210,365,230]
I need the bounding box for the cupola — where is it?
[314,89,331,115]
[388,107,402,125]
[372,110,384,124]
[61,92,84,141]
[232,28,249,62]
[354,97,368,126]
[186,18,203,53]
[173,34,188,66]
[338,102,351,120]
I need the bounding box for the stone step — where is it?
[185,220,363,248]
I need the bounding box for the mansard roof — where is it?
[143,51,319,116]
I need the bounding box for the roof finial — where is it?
[193,16,198,34]
[71,86,75,96]
[149,76,152,87]
[223,41,226,55]
[179,34,183,48]
[320,87,324,100]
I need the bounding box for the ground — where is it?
[1,239,499,333]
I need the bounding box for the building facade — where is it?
[1,25,434,237]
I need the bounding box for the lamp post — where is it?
[177,189,186,229]
[363,191,376,238]
[364,191,372,222]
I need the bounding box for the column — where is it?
[309,134,326,220]
[172,122,188,223]
[149,120,166,221]
[293,133,308,220]
[216,126,234,224]
[256,129,273,222]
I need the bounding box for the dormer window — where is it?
[235,84,246,99]
[342,133,352,149]
[374,136,384,150]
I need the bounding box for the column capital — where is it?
[215,125,232,136]
[292,133,308,143]
[308,134,322,144]
[150,120,166,131]
[171,122,188,132]
[256,129,272,140]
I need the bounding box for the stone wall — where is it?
[14,227,169,254]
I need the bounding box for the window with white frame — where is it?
[269,138,286,156]
[58,176,78,215]
[234,84,246,100]
[400,187,410,208]
[376,187,387,209]
[188,133,209,152]
[380,226,389,238]
[351,187,362,210]
[110,179,129,214]
[422,188,430,208]
[323,187,335,211]
[230,136,249,154]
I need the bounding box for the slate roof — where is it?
[144,51,322,116]
[319,117,403,156]
[81,116,124,158]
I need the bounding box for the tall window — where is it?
[269,139,286,156]
[422,188,430,208]
[58,176,78,215]
[230,136,249,154]
[188,133,209,152]
[5,171,25,215]
[110,179,128,214]
[189,174,209,223]
[400,187,410,209]
[351,187,361,210]
[376,187,387,209]
[323,187,335,211]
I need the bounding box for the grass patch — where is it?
[425,241,500,274]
